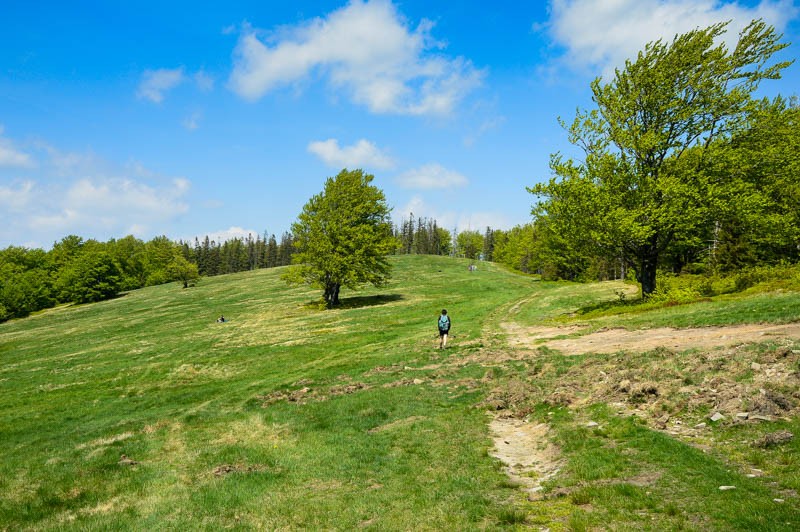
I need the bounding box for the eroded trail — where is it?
[485,290,800,500]
[504,322,800,355]
[488,417,562,500]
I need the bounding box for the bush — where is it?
[732,263,800,292]
[649,274,704,304]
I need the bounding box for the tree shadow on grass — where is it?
[335,294,405,309]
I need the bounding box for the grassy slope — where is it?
[1,255,799,530]
[0,256,534,529]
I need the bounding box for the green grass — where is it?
[1,255,799,530]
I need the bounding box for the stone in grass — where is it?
[736,412,750,420]
[718,486,736,491]
[754,430,794,448]
[709,412,726,422]
[586,421,599,428]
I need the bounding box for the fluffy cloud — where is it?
[308,138,395,169]
[396,163,468,189]
[0,135,191,247]
[0,180,35,212]
[137,67,187,103]
[229,0,484,115]
[0,127,34,168]
[546,0,798,77]
[27,177,189,235]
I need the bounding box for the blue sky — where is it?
[1,0,798,248]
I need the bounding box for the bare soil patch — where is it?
[212,463,272,477]
[488,417,563,500]
[506,322,800,355]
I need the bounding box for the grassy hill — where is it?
[1,255,799,530]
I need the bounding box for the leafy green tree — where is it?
[286,168,396,307]
[435,226,452,256]
[50,235,85,269]
[529,20,791,295]
[167,255,200,288]
[108,235,147,290]
[456,230,484,260]
[708,96,800,269]
[0,247,55,320]
[56,252,122,304]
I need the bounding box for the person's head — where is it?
[441,309,447,315]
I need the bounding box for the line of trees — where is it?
[0,232,299,322]
[392,215,502,262]
[181,232,295,277]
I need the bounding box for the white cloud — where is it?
[308,138,395,169]
[200,226,261,243]
[396,163,468,189]
[0,142,191,247]
[137,67,187,103]
[0,127,34,168]
[228,0,484,115]
[0,180,35,211]
[546,0,798,78]
[397,195,513,232]
[29,177,190,232]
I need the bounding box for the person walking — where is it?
[438,309,451,349]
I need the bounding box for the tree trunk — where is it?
[637,247,659,297]
[324,282,341,307]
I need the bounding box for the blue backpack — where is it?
[438,315,450,331]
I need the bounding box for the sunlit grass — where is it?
[1,255,798,529]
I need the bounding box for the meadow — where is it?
[1,255,799,530]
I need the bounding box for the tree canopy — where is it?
[286,169,396,307]
[529,19,792,295]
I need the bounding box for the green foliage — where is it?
[456,229,483,260]
[530,19,792,296]
[493,223,539,274]
[0,247,55,320]
[56,251,122,304]
[167,255,200,288]
[286,169,397,307]
[395,215,452,256]
[706,97,800,270]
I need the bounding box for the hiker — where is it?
[438,309,451,349]
[217,315,225,323]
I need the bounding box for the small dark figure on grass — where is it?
[217,315,226,323]
[438,309,451,349]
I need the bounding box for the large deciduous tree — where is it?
[529,20,791,296]
[286,169,396,307]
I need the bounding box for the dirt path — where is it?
[488,417,562,500]
[505,322,800,355]
[490,320,800,498]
